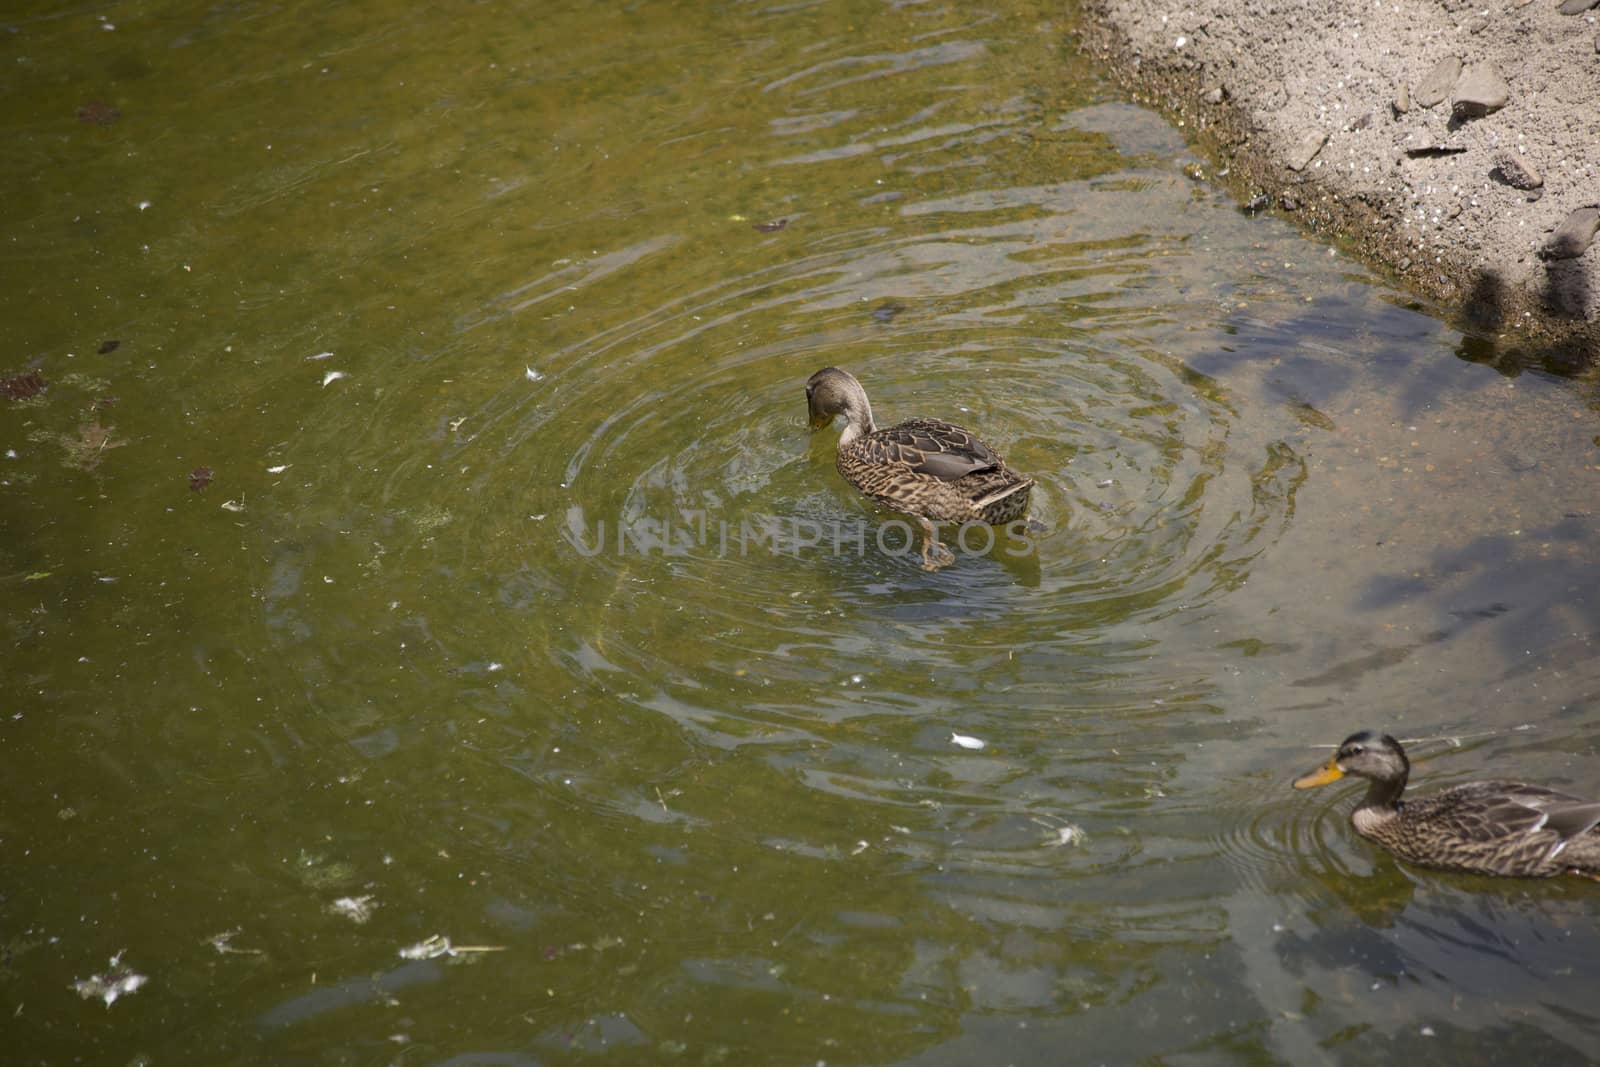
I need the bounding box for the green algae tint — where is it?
[2,1,1598,1063]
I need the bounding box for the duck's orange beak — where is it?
[1293,758,1344,789]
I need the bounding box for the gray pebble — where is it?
[1394,83,1411,115]
[1539,206,1600,260]
[1403,128,1466,157]
[1491,151,1543,190]
[1287,130,1329,171]
[1452,64,1509,120]
[1202,85,1225,104]
[1414,56,1462,108]
[1558,0,1599,14]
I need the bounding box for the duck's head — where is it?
[806,367,875,438]
[1294,730,1410,789]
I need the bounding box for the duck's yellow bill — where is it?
[1293,760,1344,789]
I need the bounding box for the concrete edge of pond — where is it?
[1074,0,1600,363]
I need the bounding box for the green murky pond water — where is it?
[4,1,1599,1063]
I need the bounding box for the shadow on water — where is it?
[1273,877,1600,1060]
[1357,513,1600,672]
[1458,266,1593,379]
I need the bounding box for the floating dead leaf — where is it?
[189,466,213,491]
[3,372,46,400]
[76,101,121,126]
[98,339,121,354]
[753,218,788,232]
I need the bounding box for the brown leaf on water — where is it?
[753,218,788,232]
[62,420,124,470]
[3,372,46,400]
[190,466,213,491]
[76,101,121,125]
[98,339,121,354]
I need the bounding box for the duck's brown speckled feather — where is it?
[839,417,1032,525]
[1366,780,1600,876]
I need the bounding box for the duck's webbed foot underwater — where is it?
[918,519,956,571]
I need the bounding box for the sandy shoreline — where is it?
[1078,0,1599,356]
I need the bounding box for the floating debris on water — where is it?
[398,934,506,960]
[77,101,121,125]
[3,372,46,400]
[525,366,545,382]
[327,895,377,924]
[206,928,263,956]
[189,466,213,492]
[950,732,986,750]
[72,951,147,1007]
[321,371,346,388]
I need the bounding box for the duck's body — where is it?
[805,367,1032,569]
[1295,730,1600,878]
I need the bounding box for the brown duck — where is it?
[805,367,1033,570]
[1294,730,1600,878]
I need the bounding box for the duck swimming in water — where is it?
[805,366,1033,570]
[1294,730,1600,878]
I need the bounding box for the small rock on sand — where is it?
[1414,56,1462,108]
[1403,127,1465,157]
[1491,151,1542,190]
[1451,64,1509,120]
[1558,0,1599,15]
[1393,83,1411,114]
[1287,130,1329,171]
[1540,207,1600,261]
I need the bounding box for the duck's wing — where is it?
[860,418,1003,483]
[1429,781,1598,842]
[1543,800,1600,842]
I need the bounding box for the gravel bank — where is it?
[1078,0,1600,354]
